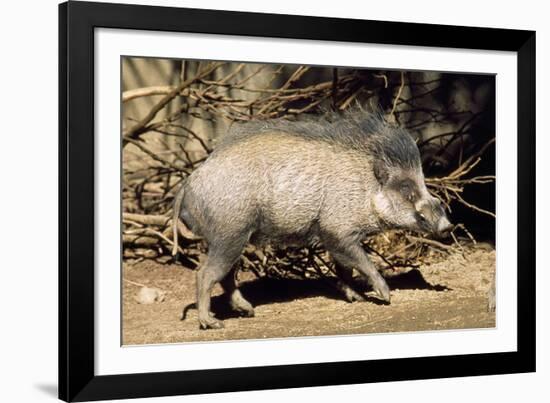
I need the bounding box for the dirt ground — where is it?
[122,244,495,345]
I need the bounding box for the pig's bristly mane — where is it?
[219,111,421,171]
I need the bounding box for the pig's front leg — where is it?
[333,263,366,302]
[325,237,391,303]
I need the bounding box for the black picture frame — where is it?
[59,1,536,401]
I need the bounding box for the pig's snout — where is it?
[436,216,453,239]
[416,197,453,239]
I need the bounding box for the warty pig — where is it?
[172,111,453,329]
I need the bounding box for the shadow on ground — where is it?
[204,268,448,320]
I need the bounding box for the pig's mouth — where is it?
[423,214,454,240]
[433,223,454,239]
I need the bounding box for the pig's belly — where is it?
[250,213,321,248]
[250,230,321,249]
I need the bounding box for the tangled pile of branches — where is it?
[122,60,495,279]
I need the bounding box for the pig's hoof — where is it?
[199,317,224,330]
[342,287,366,303]
[374,282,391,303]
[336,280,365,303]
[232,302,255,317]
[230,293,255,317]
[239,308,255,317]
[237,304,255,317]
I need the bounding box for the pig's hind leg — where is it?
[196,237,248,330]
[220,267,255,317]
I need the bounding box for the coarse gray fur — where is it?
[173,110,453,330]
[216,110,421,172]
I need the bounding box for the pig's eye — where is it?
[397,180,417,203]
[402,188,416,203]
[417,212,427,223]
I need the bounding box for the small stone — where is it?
[135,286,166,304]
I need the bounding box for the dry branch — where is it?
[123,86,180,102]
[124,62,224,140]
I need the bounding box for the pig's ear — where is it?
[373,161,389,185]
